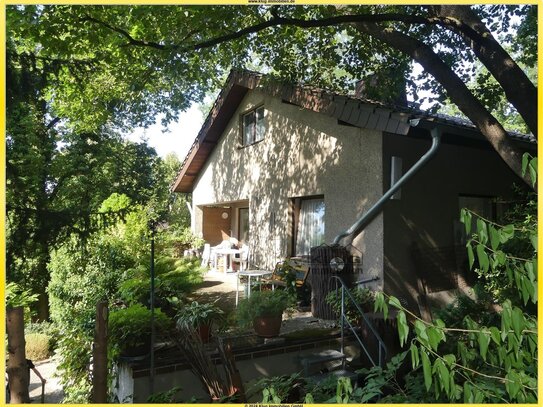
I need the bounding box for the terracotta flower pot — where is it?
[253,314,282,337]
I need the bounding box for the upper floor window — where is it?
[242,106,265,146]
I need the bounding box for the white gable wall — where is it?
[192,89,384,284]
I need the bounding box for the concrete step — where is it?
[300,349,346,375]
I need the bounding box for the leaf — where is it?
[421,350,432,391]
[396,311,409,347]
[478,331,490,361]
[476,244,489,273]
[410,343,419,368]
[511,307,525,339]
[529,233,537,251]
[505,371,521,399]
[434,359,450,394]
[442,353,456,367]
[476,218,488,245]
[463,381,472,403]
[489,225,500,250]
[528,157,537,187]
[521,152,529,175]
[414,320,429,342]
[427,326,442,351]
[388,296,402,309]
[499,224,515,243]
[467,244,474,269]
[489,327,501,345]
[461,209,472,235]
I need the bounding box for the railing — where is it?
[329,276,387,368]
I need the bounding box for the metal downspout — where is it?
[333,127,442,245]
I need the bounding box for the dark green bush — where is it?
[109,304,172,355]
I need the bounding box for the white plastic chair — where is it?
[232,244,250,272]
[201,243,211,268]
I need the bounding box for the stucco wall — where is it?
[192,89,383,282]
[381,128,527,311]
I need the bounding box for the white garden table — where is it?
[236,269,273,306]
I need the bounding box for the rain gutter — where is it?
[333,126,442,245]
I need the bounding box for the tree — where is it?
[6,5,537,188]
[6,32,166,319]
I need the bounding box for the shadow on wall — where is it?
[209,98,355,269]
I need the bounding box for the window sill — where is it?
[238,139,265,149]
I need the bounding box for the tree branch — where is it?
[354,21,534,189]
[82,15,168,50]
[431,6,537,138]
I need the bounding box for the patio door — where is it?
[238,207,249,244]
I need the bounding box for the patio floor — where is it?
[189,269,338,335]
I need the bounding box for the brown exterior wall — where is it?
[381,127,528,313]
[202,207,231,245]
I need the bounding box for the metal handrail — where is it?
[329,276,387,368]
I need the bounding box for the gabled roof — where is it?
[172,69,534,193]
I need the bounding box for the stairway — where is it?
[301,349,358,384]
[300,276,387,386]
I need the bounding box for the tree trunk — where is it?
[92,302,109,403]
[6,307,30,404]
[354,21,534,189]
[432,5,538,138]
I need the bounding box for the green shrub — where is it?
[176,301,224,329]
[109,304,172,355]
[325,287,374,323]
[25,333,51,361]
[118,256,204,313]
[236,290,295,328]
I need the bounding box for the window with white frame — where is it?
[242,106,265,146]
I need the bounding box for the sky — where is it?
[125,104,204,160]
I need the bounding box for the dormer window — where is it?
[242,106,265,146]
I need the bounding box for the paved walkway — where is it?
[29,357,64,403]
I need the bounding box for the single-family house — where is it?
[171,69,535,314]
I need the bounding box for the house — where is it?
[171,69,535,314]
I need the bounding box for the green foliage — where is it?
[236,290,295,328]
[25,333,51,361]
[108,304,172,355]
[176,301,224,329]
[166,227,205,257]
[372,191,537,402]
[253,373,305,403]
[5,282,38,308]
[117,255,204,312]
[25,321,59,353]
[146,386,183,403]
[325,287,374,323]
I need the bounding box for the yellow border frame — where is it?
[0,1,540,406]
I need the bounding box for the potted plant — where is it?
[236,290,294,337]
[325,287,375,324]
[175,301,224,343]
[109,304,172,358]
